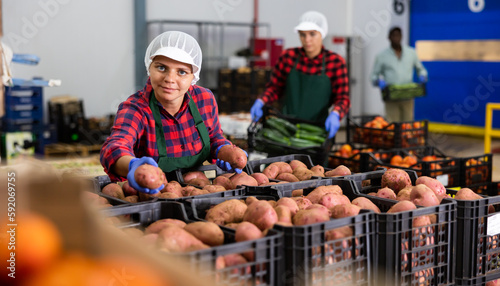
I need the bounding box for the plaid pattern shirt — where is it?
[100,78,230,181]
[261,47,350,120]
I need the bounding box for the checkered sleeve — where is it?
[327,54,350,120]
[260,49,296,104]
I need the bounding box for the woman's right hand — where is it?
[127,157,164,194]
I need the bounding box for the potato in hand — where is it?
[217,144,248,170]
[134,164,166,189]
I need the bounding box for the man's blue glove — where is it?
[215,144,248,174]
[325,111,340,139]
[127,157,164,194]
[250,99,264,122]
[377,79,387,89]
[419,75,428,83]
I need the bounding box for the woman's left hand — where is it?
[215,144,248,173]
[325,111,340,139]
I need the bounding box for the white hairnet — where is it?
[294,11,328,39]
[144,31,202,85]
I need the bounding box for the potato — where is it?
[305,204,331,217]
[397,186,412,201]
[230,172,258,186]
[183,171,208,183]
[274,205,292,224]
[289,160,308,171]
[293,208,330,226]
[486,279,500,286]
[455,187,482,200]
[186,178,210,187]
[276,172,300,182]
[272,162,293,174]
[306,185,343,204]
[134,164,165,189]
[101,183,125,200]
[387,200,417,213]
[212,175,235,190]
[410,184,441,207]
[245,196,259,206]
[250,172,270,185]
[381,168,412,193]
[141,233,159,245]
[157,225,208,252]
[243,200,278,231]
[377,187,397,200]
[262,164,280,179]
[292,166,313,181]
[292,197,313,210]
[331,204,361,218]
[145,218,187,234]
[181,185,202,196]
[203,184,226,193]
[158,192,180,199]
[324,165,351,177]
[415,176,446,198]
[235,221,264,242]
[318,193,351,209]
[224,223,240,229]
[217,144,248,169]
[351,197,381,213]
[325,225,353,241]
[276,197,299,215]
[310,165,325,177]
[123,195,139,203]
[122,181,138,196]
[205,199,248,225]
[184,221,224,246]
[161,181,183,197]
[292,189,303,197]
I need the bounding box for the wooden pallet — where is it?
[44,143,102,157]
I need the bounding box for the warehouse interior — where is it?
[1,0,500,285]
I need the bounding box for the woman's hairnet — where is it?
[294,11,328,39]
[144,31,202,85]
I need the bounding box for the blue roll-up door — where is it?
[410,0,500,128]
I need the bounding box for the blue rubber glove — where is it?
[215,144,248,174]
[419,75,428,83]
[325,111,340,139]
[377,79,387,89]
[127,157,164,194]
[250,99,264,122]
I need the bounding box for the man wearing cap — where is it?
[100,31,247,194]
[250,11,350,139]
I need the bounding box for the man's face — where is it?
[389,30,402,46]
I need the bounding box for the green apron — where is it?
[282,53,332,123]
[149,90,211,173]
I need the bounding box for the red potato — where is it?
[156,225,208,252]
[243,200,278,231]
[292,167,313,181]
[455,188,495,213]
[397,186,412,201]
[230,172,258,186]
[159,192,180,199]
[245,196,259,206]
[101,183,125,200]
[183,171,208,183]
[272,162,293,174]
[123,195,139,203]
[381,168,412,193]
[331,204,361,219]
[205,199,248,225]
[161,181,183,196]
[274,205,292,224]
[138,191,160,202]
[212,175,235,190]
[145,218,187,234]
[325,225,353,241]
[292,197,313,210]
[410,184,441,207]
[266,200,277,208]
[387,200,417,213]
[289,159,308,171]
[310,165,325,177]
[217,144,248,169]
[134,164,165,189]
[235,221,264,242]
[415,176,446,198]
[184,221,224,246]
[324,165,352,177]
[276,197,299,215]
[186,188,210,197]
[318,193,351,209]
[377,187,397,200]
[351,197,381,213]
[276,172,300,182]
[262,164,280,179]
[122,181,138,196]
[293,208,330,226]
[487,279,500,286]
[224,223,240,229]
[305,204,332,217]
[186,178,210,188]
[306,185,343,204]
[292,189,304,197]
[181,185,202,197]
[203,184,226,193]
[250,172,270,185]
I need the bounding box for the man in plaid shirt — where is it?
[101,31,247,194]
[250,11,350,139]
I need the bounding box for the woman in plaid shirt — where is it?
[250,11,350,139]
[100,31,247,194]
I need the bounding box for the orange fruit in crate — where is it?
[0,212,63,282]
[403,155,418,166]
[422,155,437,162]
[390,155,403,165]
[339,144,352,157]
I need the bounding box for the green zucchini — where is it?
[261,128,290,145]
[289,137,321,148]
[295,131,326,144]
[265,117,292,137]
[296,123,327,136]
[268,116,297,134]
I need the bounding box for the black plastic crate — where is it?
[187,187,375,286]
[102,201,284,286]
[247,107,333,166]
[328,142,376,173]
[455,275,500,286]
[365,146,461,188]
[446,187,500,281]
[461,153,493,188]
[336,168,418,195]
[347,115,428,149]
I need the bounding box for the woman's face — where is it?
[299,30,323,58]
[149,55,195,110]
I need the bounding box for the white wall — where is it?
[2,0,409,119]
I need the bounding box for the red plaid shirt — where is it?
[100,78,230,181]
[261,47,350,120]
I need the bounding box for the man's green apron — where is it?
[282,53,332,123]
[149,90,210,173]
